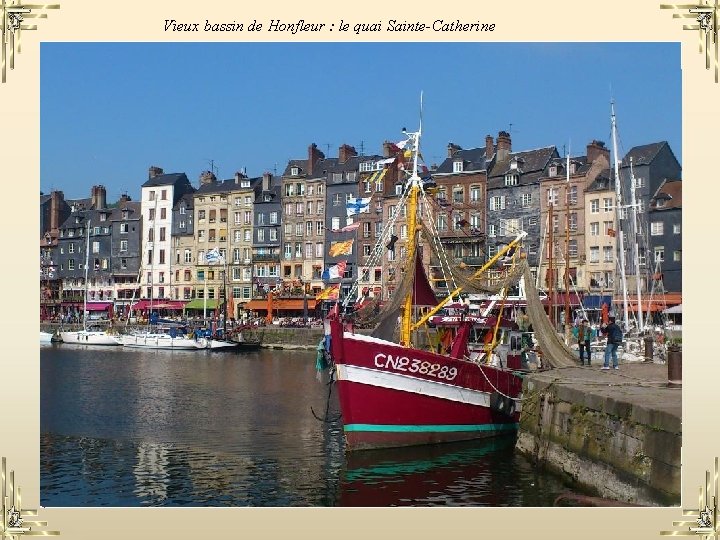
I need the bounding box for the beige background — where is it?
[1,0,709,537]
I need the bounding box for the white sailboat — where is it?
[59,219,121,346]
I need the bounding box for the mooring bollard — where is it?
[644,335,654,362]
[667,344,682,388]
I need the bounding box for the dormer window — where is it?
[549,165,557,177]
[453,160,464,173]
[241,180,250,188]
[75,216,81,224]
[510,159,519,170]
[291,167,300,176]
[263,194,272,202]
[100,213,107,222]
[505,173,519,186]
[569,162,577,174]
[122,210,129,219]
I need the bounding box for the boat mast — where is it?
[399,96,423,347]
[628,157,644,332]
[83,218,91,332]
[548,202,554,328]
[564,149,571,337]
[610,100,630,332]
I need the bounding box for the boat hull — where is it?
[118,333,203,350]
[330,327,523,451]
[60,331,121,346]
[40,331,54,344]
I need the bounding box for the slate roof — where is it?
[195,176,262,195]
[175,192,195,211]
[650,179,682,210]
[141,172,190,188]
[434,146,490,174]
[487,146,558,189]
[585,168,615,192]
[620,141,671,168]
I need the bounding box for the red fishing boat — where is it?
[321,106,539,451]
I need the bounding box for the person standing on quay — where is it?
[601,316,623,370]
[574,319,593,366]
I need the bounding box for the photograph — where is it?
[1,0,716,538]
[39,42,681,508]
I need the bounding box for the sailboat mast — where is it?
[628,158,644,332]
[564,150,571,334]
[83,219,91,331]
[610,100,630,332]
[399,100,422,347]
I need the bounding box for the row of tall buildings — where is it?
[40,131,682,320]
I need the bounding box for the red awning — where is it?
[131,300,187,310]
[86,302,113,311]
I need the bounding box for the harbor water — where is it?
[41,344,588,506]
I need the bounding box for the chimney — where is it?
[118,193,131,205]
[91,185,107,210]
[497,131,512,162]
[447,143,462,158]
[234,170,248,184]
[50,190,63,232]
[308,143,325,176]
[199,170,217,186]
[338,144,357,164]
[586,140,610,164]
[382,141,396,158]
[148,166,164,179]
[262,172,272,191]
[485,135,494,160]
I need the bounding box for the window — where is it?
[395,184,403,195]
[120,240,128,252]
[291,166,299,176]
[470,185,481,202]
[651,222,664,236]
[306,221,313,236]
[569,213,577,231]
[244,211,252,225]
[400,224,408,239]
[603,198,613,212]
[270,211,278,224]
[295,243,302,257]
[453,161,463,173]
[437,214,448,232]
[307,202,313,215]
[120,258,128,270]
[284,244,292,259]
[589,246,599,263]
[603,246,613,262]
[521,193,532,207]
[184,249,192,263]
[504,173,519,186]
[243,229,251,242]
[149,191,155,201]
[269,229,277,241]
[654,246,665,262]
[487,223,496,237]
[673,223,681,234]
[569,239,578,258]
[92,241,100,253]
[160,227,166,241]
[234,212,242,225]
[317,202,324,214]
[295,202,303,215]
[673,250,681,262]
[490,196,506,211]
[333,193,342,206]
[197,209,205,221]
[568,186,578,205]
[590,222,599,236]
[257,229,265,242]
[316,243,323,257]
[453,187,464,203]
[160,207,167,220]
[546,188,558,207]
[331,217,340,231]
[161,189,167,200]
[285,184,295,197]
[590,199,600,213]
[68,259,75,270]
[159,249,166,264]
[295,223,303,237]
[305,243,313,258]
[120,223,129,234]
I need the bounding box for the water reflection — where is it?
[41,345,581,507]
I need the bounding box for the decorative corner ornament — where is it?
[661,0,720,82]
[661,457,719,539]
[0,0,60,83]
[0,457,59,539]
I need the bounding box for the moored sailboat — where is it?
[59,219,121,346]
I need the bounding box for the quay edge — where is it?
[515,362,681,506]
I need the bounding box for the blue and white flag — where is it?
[205,247,224,265]
[346,196,371,217]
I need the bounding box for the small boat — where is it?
[40,331,54,344]
[118,327,204,350]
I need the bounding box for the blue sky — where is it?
[41,42,681,201]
